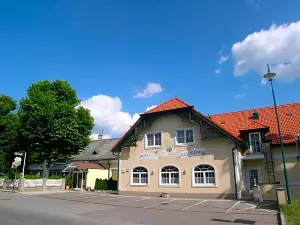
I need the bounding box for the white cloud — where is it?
[218,55,230,64]
[215,69,221,74]
[81,95,141,137]
[235,93,246,99]
[146,105,157,111]
[232,21,300,82]
[133,83,163,98]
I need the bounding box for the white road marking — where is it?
[230,206,256,213]
[225,201,240,213]
[144,199,176,208]
[99,195,128,201]
[182,200,207,211]
[118,197,150,205]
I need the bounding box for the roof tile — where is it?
[210,103,300,144]
[144,97,190,114]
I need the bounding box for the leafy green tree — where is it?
[0,95,19,174]
[19,80,94,178]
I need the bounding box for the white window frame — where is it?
[130,166,148,186]
[175,128,195,146]
[159,165,180,187]
[249,132,262,153]
[192,164,217,187]
[145,132,162,149]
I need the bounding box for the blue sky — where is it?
[1,0,300,137]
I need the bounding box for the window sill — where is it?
[130,184,149,187]
[192,185,217,188]
[145,146,162,150]
[159,185,181,188]
[175,143,195,147]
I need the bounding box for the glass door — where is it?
[247,168,260,191]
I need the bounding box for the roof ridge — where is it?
[173,97,191,107]
[211,102,300,116]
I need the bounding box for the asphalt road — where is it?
[0,191,278,225]
[0,191,136,225]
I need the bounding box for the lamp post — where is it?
[263,65,291,204]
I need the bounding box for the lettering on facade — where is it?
[140,153,158,160]
[178,148,206,159]
[140,148,206,160]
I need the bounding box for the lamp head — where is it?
[263,64,276,81]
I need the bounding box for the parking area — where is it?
[37,191,279,225]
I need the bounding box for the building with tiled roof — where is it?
[113,97,300,200]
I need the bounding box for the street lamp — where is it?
[263,64,292,204]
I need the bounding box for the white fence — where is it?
[0,179,62,188]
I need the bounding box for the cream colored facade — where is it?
[118,113,300,200]
[119,114,237,198]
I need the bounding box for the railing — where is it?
[248,142,270,154]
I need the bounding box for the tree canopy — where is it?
[19,80,94,176]
[0,95,19,174]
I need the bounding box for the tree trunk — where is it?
[42,159,49,178]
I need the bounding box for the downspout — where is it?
[232,145,238,200]
[112,150,120,195]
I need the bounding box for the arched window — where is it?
[193,165,216,186]
[131,167,148,185]
[160,166,179,186]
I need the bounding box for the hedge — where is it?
[94,178,117,191]
[24,174,41,179]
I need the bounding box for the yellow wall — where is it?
[86,169,109,188]
[120,114,236,197]
[243,145,300,200]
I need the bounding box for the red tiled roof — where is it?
[144,97,191,114]
[74,162,102,170]
[210,103,300,144]
[112,98,300,151]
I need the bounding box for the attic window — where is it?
[92,151,97,155]
[287,112,293,116]
[221,120,225,124]
[252,111,259,120]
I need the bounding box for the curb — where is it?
[277,208,286,225]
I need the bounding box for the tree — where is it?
[19,80,94,178]
[0,94,19,174]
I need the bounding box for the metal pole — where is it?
[270,80,292,204]
[21,152,27,179]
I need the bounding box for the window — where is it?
[193,165,216,187]
[146,132,162,148]
[176,128,194,145]
[249,132,262,153]
[160,166,179,186]
[131,167,148,185]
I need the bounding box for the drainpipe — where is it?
[112,150,120,195]
[232,146,238,200]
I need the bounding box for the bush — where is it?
[94,177,117,191]
[49,175,61,180]
[65,175,72,186]
[24,174,41,179]
[7,170,20,180]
